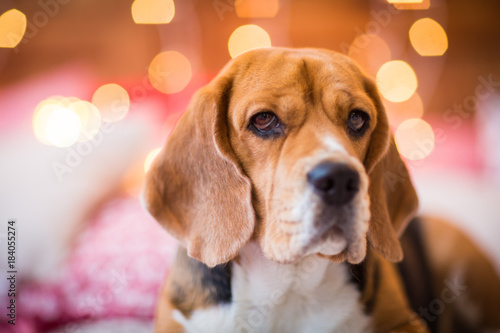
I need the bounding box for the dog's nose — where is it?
[307,162,360,205]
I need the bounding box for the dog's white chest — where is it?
[173,243,371,333]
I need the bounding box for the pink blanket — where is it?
[3,196,177,332]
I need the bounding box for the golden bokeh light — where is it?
[44,106,82,148]
[69,101,102,141]
[235,0,279,18]
[148,51,192,94]
[409,18,448,56]
[388,0,423,3]
[384,92,424,128]
[92,84,130,122]
[376,60,418,103]
[131,0,175,24]
[0,9,27,48]
[144,147,162,172]
[390,0,430,10]
[395,118,435,161]
[33,98,81,145]
[228,24,272,59]
[33,97,107,147]
[348,34,391,76]
[33,99,60,145]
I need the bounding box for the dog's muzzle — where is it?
[307,161,360,206]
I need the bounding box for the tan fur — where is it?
[143,73,255,267]
[154,281,184,333]
[372,251,428,332]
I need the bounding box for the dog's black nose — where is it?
[307,162,360,205]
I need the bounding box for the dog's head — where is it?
[142,48,418,267]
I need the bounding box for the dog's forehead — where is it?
[230,48,364,93]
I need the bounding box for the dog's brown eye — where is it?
[348,110,368,133]
[251,112,280,133]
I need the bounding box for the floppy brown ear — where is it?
[142,73,255,268]
[363,77,419,262]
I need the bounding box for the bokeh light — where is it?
[58,96,81,107]
[348,34,391,76]
[92,84,130,122]
[395,118,435,161]
[388,0,423,3]
[144,147,162,172]
[69,101,101,141]
[390,0,430,10]
[44,105,82,148]
[376,60,418,103]
[228,24,272,59]
[148,51,192,94]
[0,9,27,48]
[33,96,106,146]
[131,0,175,24]
[384,92,424,128]
[235,0,279,18]
[33,99,62,145]
[410,18,448,56]
[33,98,84,146]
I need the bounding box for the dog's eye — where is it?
[250,112,280,133]
[347,110,369,134]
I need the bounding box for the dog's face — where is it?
[227,50,376,264]
[143,48,418,267]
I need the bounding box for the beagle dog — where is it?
[142,48,500,332]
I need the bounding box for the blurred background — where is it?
[0,0,499,331]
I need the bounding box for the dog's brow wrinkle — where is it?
[301,59,315,105]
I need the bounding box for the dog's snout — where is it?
[307,162,360,205]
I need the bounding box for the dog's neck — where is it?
[232,242,371,332]
[174,242,372,333]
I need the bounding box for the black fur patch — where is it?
[199,261,233,304]
[169,248,232,317]
[397,218,437,332]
